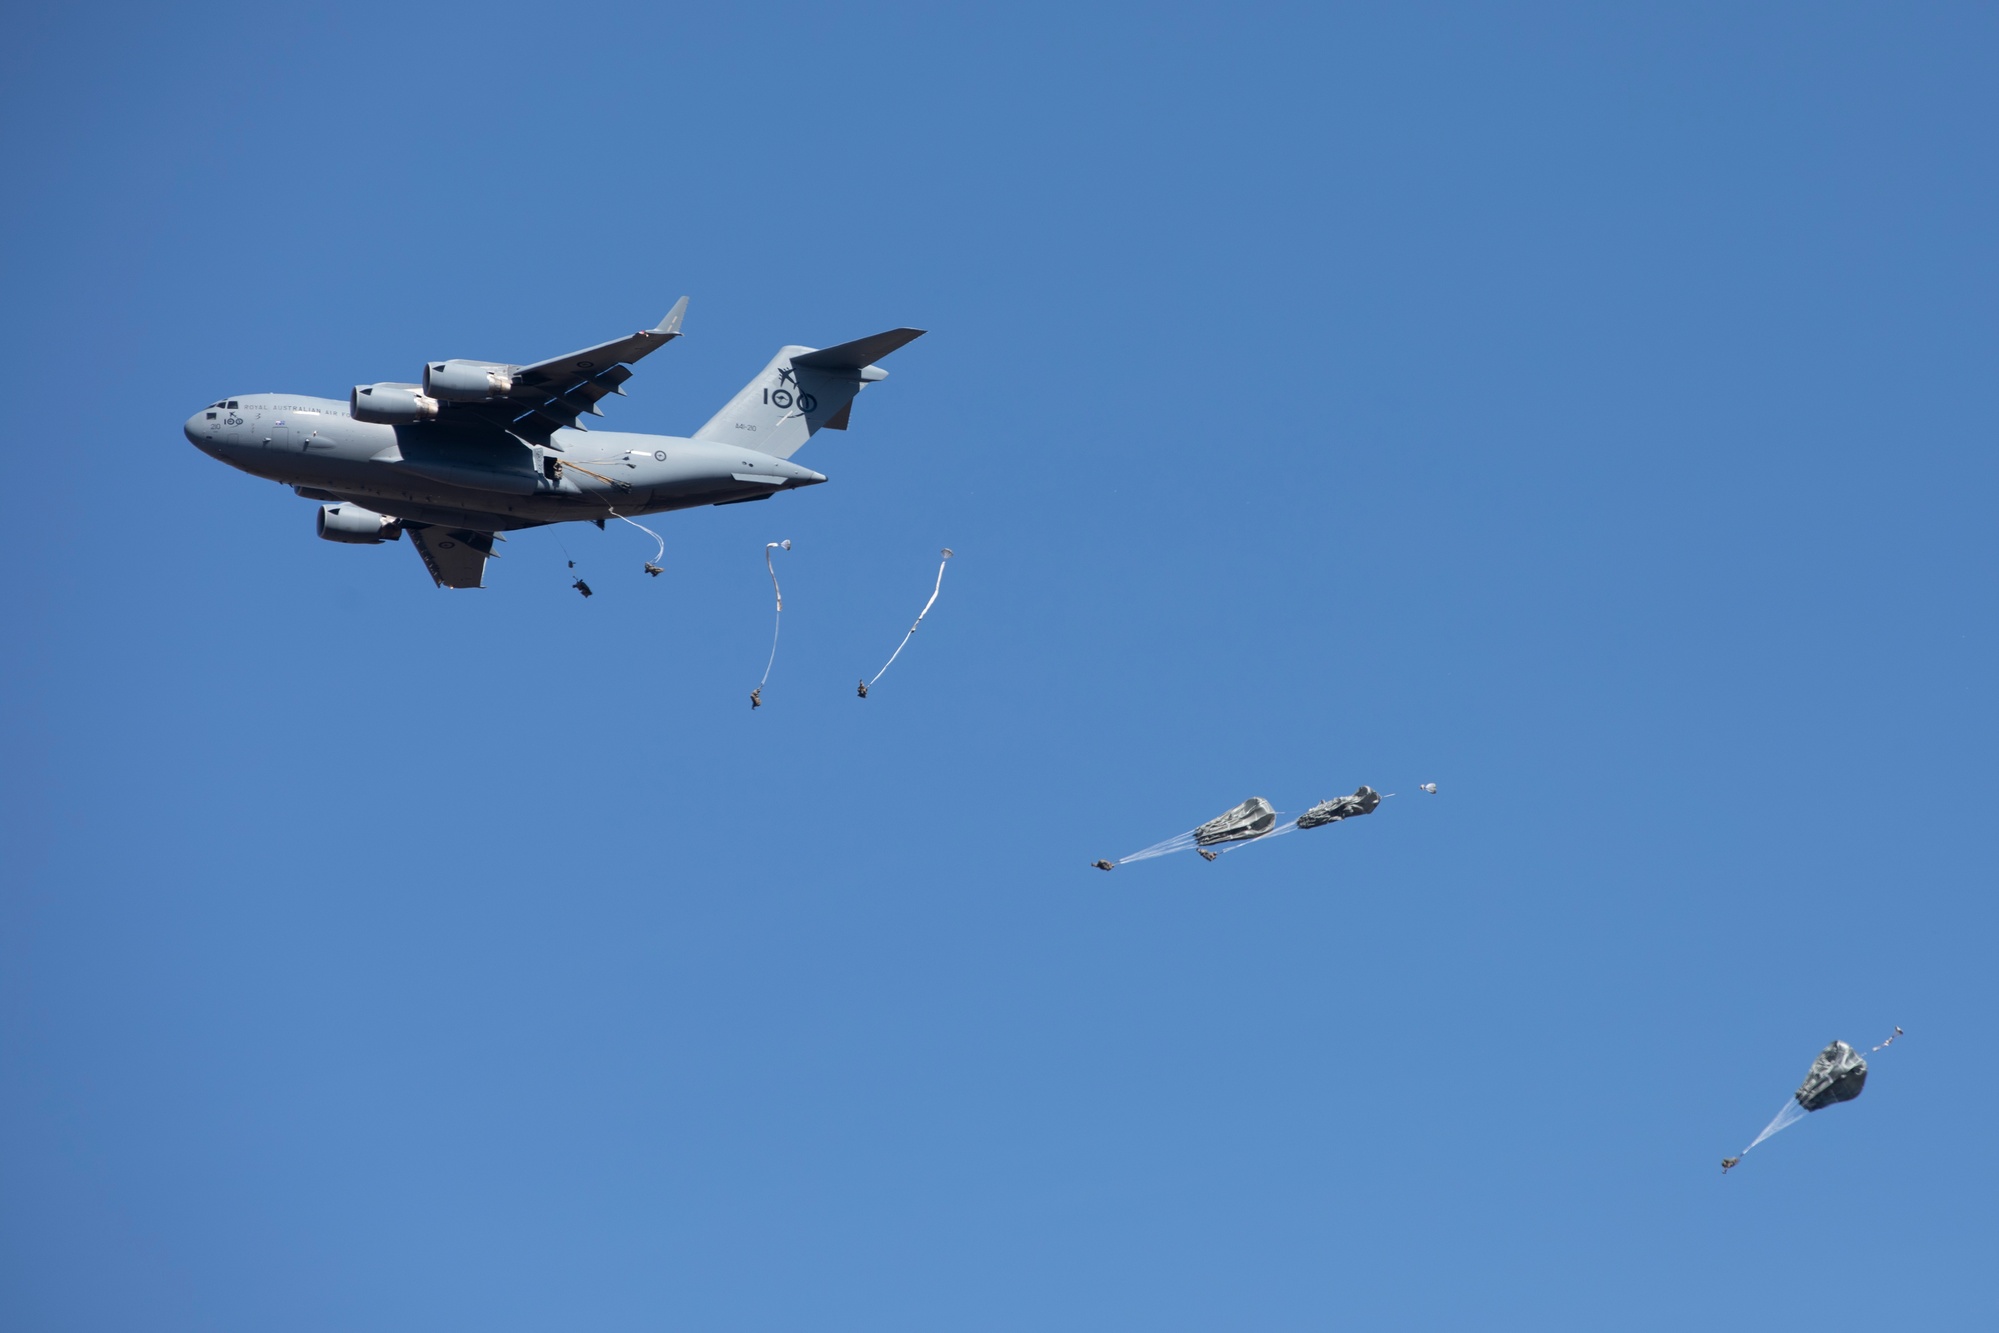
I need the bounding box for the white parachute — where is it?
[859,548,953,698]
[749,540,791,709]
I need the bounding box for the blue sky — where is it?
[3,3,1995,1328]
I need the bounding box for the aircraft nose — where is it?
[184,411,223,458]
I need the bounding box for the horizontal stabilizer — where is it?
[792,328,925,372]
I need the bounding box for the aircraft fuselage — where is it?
[183,394,826,532]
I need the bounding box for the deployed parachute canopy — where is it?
[1795,1040,1868,1112]
[1195,797,1278,846]
[1298,786,1381,829]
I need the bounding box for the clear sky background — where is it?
[3,3,1995,1328]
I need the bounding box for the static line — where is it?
[560,459,632,492]
[867,549,954,688]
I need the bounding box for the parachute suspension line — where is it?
[752,540,792,706]
[1119,824,1289,865]
[865,548,953,690]
[607,509,666,576]
[1871,1026,1905,1053]
[1219,819,1300,854]
[1116,829,1201,864]
[1740,1097,1810,1157]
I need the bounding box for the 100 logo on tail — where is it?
[763,366,817,413]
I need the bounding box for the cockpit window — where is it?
[206,411,217,419]
[226,400,239,409]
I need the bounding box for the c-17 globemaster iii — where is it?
[183,299,923,587]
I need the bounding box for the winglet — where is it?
[654,297,689,338]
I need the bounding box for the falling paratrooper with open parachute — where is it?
[1721,1030,1901,1172]
[1094,785,1387,870]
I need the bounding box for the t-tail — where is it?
[693,328,925,458]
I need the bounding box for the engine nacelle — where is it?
[424,359,516,401]
[316,502,402,545]
[350,382,440,424]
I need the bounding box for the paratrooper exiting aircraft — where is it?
[183,299,923,587]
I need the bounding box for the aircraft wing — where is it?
[408,524,497,589]
[451,297,687,448]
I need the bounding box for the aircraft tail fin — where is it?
[692,328,923,459]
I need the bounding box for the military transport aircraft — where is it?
[183,299,923,587]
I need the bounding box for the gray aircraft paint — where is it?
[183,304,923,587]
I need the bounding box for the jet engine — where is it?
[316,502,402,544]
[350,382,440,423]
[424,359,515,401]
